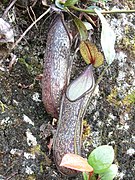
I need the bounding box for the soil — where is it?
[0,1,135,180]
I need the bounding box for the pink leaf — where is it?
[60,153,93,172]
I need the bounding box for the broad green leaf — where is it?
[80,40,104,67]
[88,145,114,174]
[94,9,116,65]
[60,153,93,172]
[99,164,118,180]
[64,0,79,7]
[73,16,88,41]
[66,65,95,101]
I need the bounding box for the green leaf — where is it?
[99,164,118,180]
[83,172,89,180]
[73,16,88,41]
[83,172,97,180]
[64,0,79,7]
[79,40,104,67]
[88,145,114,174]
[55,0,64,9]
[94,9,116,65]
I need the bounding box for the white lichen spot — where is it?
[0,18,14,43]
[25,166,34,175]
[108,113,116,120]
[97,120,102,127]
[122,123,129,130]
[32,92,41,102]
[10,149,17,155]
[93,111,99,121]
[26,129,37,146]
[106,113,116,126]
[91,131,101,147]
[23,114,34,126]
[117,171,125,179]
[132,135,135,143]
[1,117,10,125]
[116,123,129,130]
[108,131,113,138]
[126,148,135,156]
[108,140,115,145]
[123,113,129,121]
[24,152,35,159]
[117,70,126,81]
[115,51,127,65]
[10,148,23,156]
[0,66,6,71]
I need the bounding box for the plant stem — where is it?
[93,65,109,93]
[71,6,135,14]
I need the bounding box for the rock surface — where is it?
[0,1,134,179]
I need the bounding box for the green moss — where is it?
[2,0,8,4]
[18,57,42,76]
[107,88,120,107]
[107,88,135,112]
[119,25,135,58]
[18,58,34,74]
[83,119,91,140]
[40,162,44,173]
[29,144,52,171]
[27,175,36,180]
[30,144,41,155]
[123,90,135,105]
[0,100,7,112]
